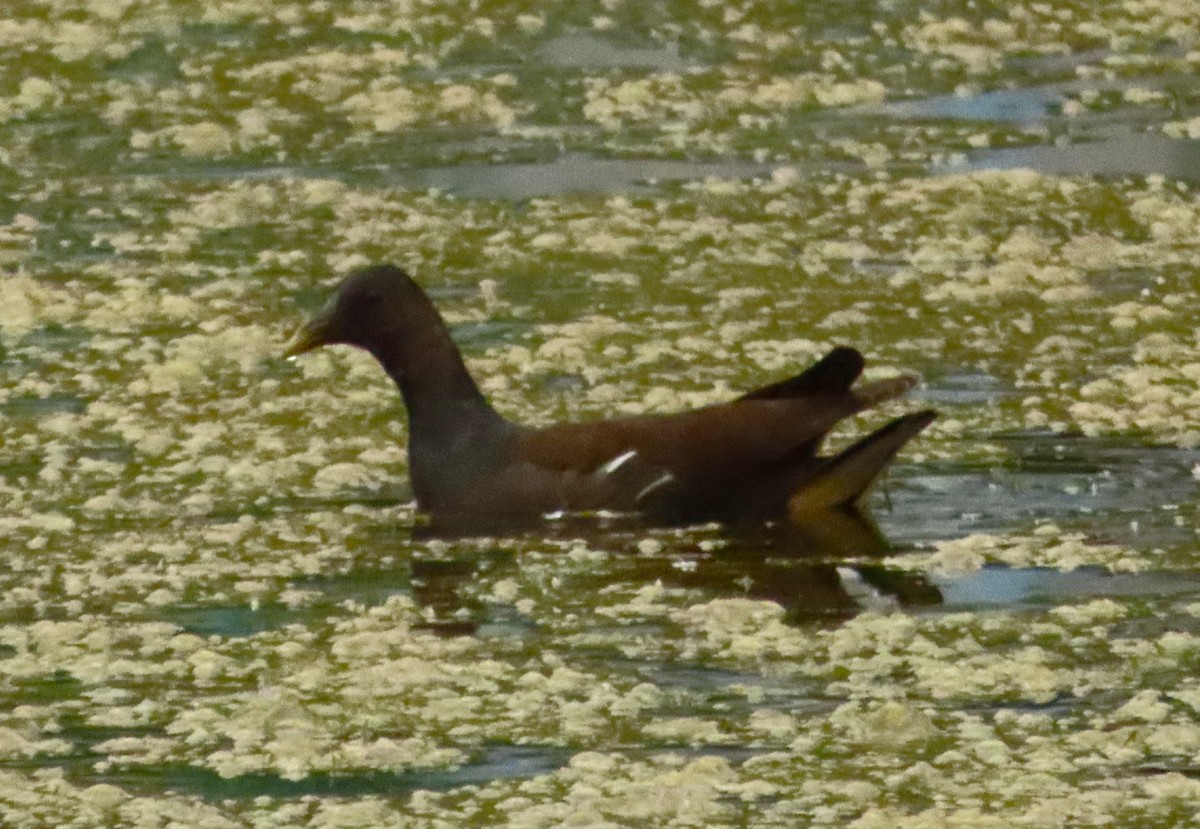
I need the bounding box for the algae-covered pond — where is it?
[4,1,1200,827]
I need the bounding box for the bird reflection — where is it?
[409,507,942,635]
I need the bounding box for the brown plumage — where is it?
[284,264,935,525]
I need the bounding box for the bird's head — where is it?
[283,264,424,358]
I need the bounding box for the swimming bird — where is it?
[284,264,935,526]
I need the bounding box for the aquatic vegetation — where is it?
[3,0,1200,826]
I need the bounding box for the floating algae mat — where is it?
[4,1,1200,827]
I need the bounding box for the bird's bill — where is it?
[282,307,334,358]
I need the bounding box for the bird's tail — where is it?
[788,410,936,515]
[851,374,919,409]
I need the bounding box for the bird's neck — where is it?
[369,318,508,446]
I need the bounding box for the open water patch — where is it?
[31,746,572,801]
[536,32,691,71]
[881,434,1200,546]
[935,565,1200,609]
[392,153,778,199]
[955,134,1200,182]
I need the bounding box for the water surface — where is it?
[3,2,1200,827]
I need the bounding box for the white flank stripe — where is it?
[599,449,638,477]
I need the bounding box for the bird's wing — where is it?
[507,347,925,517]
[511,393,864,515]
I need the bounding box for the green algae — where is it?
[3,0,1200,827]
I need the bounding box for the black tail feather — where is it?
[740,346,865,402]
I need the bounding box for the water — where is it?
[536,32,692,71]
[963,133,1200,182]
[3,2,1200,827]
[392,153,778,199]
[935,566,1200,608]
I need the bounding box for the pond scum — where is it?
[3,1,1200,827]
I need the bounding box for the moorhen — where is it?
[284,264,935,525]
